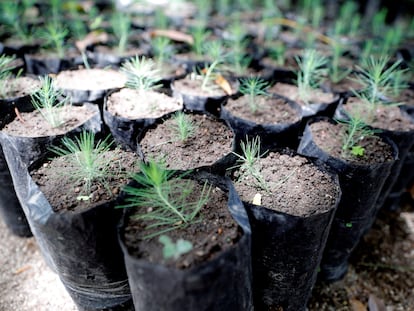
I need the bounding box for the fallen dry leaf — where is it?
[150,29,194,45]
[215,75,233,95]
[75,31,109,52]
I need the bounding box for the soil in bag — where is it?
[298,118,398,282]
[119,172,253,311]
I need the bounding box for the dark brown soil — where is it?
[123,179,241,269]
[1,105,98,137]
[269,82,337,106]
[139,113,234,170]
[0,76,41,99]
[322,73,364,94]
[345,98,414,132]
[392,88,414,106]
[55,68,126,91]
[309,120,395,165]
[106,88,183,119]
[30,148,140,212]
[224,95,301,124]
[233,151,340,216]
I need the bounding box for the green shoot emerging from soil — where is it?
[111,11,131,54]
[38,22,68,58]
[158,235,193,260]
[0,54,19,97]
[121,160,211,239]
[49,131,115,196]
[121,56,161,91]
[295,49,328,104]
[239,77,269,114]
[231,136,269,192]
[336,114,379,158]
[353,55,408,111]
[31,76,69,128]
[170,112,197,142]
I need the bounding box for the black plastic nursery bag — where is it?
[119,177,254,311]
[0,133,134,311]
[298,120,398,282]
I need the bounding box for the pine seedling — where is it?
[0,1,33,43]
[151,37,174,67]
[190,23,212,57]
[267,41,287,67]
[121,56,161,91]
[336,114,379,158]
[111,11,131,54]
[295,49,328,104]
[328,20,352,84]
[231,136,269,192]
[0,54,19,97]
[38,22,69,58]
[224,20,251,75]
[239,77,269,114]
[120,160,211,239]
[49,131,115,196]
[353,55,408,109]
[170,112,197,142]
[31,76,69,128]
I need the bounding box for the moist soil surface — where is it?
[139,113,234,170]
[309,120,395,165]
[1,105,98,137]
[123,180,241,269]
[224,95,301,124]
[31,148,140,212]
[269,82,338,106]
[344,98,414,132]
[233,151,339,216]
[0,76,41,100]
[106,88,183,120]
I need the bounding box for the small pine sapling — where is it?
[170,112,197,142]
[31,75,69,128]
[239,77,269,114]
[295,49,328,104]
[120,160,211,239]
[49,131,116,197]
[121,56,161,92]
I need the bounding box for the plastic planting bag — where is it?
[298,119,398,281]
[118,174,254,311]
[0,145,31,236]
[0,133,134,311]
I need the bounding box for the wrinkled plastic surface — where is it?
[241,151,340,311]
[220,95,302,151]
[24,53,86,75]
[119,174,253,311]
[0,133,134,311]
[335,103,414,211]
[0,145,32,237]
[298,118,398,282]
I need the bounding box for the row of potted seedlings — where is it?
[1,1,413,310]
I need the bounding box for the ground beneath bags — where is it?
[0,192,413,310]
